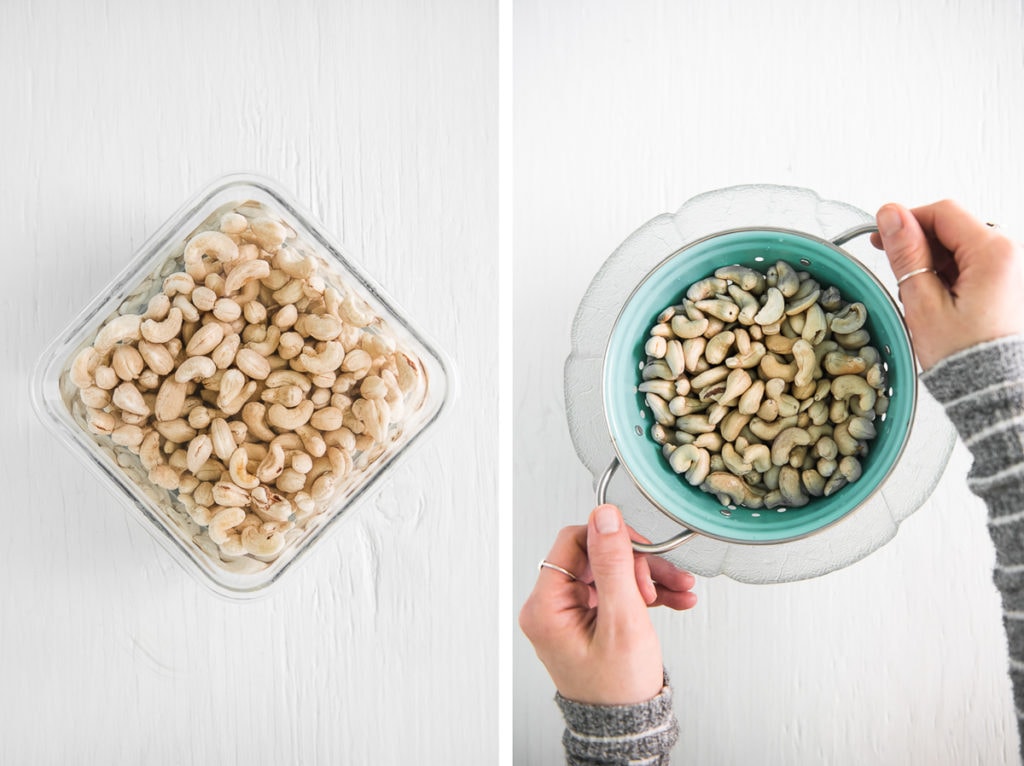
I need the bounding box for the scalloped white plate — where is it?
[564,184,956,583]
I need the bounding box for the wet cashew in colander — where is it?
[65,201,428,567]
[641,260,891,508]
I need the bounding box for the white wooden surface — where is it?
[1,1,496,764]
[515,1,1024,764]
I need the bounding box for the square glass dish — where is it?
[31,173,453,599]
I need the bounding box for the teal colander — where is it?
[600,225,916,552]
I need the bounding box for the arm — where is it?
[519,505,696,764]
[921,335,1024,718]
[874,201,1024,757]
[556,673,678,766]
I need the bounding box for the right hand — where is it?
[871,200,1024,370]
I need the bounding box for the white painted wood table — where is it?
[515,1,1024,764]
[1,1,496,764]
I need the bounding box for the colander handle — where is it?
[596,457,696,555]
[831,223,878,247]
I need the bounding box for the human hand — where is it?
[518,504,697,706]
[871,200,1024,370]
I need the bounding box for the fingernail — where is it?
[878,206,903,238]
[594,504,620,534]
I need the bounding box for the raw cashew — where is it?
[141,307,183,344]
[235,348,271,380]
[224,259,270,294]
[256,443,287,483]
[111,346,145,381]
[228,446,260,489]
[112,382,149,417]
[185,323,225,357]
[186,434,214,475]
[267,399,315,430]
[212,480,250,508]
[185,231,239,279]
[175,356,217,383]
[67,203,464,565]
[208,507,246,544]
[94,314,142,354]
[70,347,100,388]
[299,342,345,375]
[241,526,286,559]
[138,340,175,376]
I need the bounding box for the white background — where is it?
[1,1,496,764]
[515,1,1024,765]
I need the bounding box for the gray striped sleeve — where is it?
[922,334,1024,749]
[555,673,678,765]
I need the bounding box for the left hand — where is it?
[519,504,698,705]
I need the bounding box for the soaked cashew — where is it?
[642,260,891,508]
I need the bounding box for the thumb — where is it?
[876,203,944,309]
[586,505,645,621]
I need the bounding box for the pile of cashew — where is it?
[640,261,890,510]
[67,202,427,567]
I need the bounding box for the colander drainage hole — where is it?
[754,256,765,262]
[719,509,731,517]
[634,425,643,436]
[799,258,811,266]
[777,508,787,513]
[884,344,891,354]
[751,512,760,518]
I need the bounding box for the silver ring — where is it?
[896,267,938,286]
[538,560,578,581]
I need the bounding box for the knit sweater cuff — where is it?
[556,673,679,765]
[921,334,1024,520]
